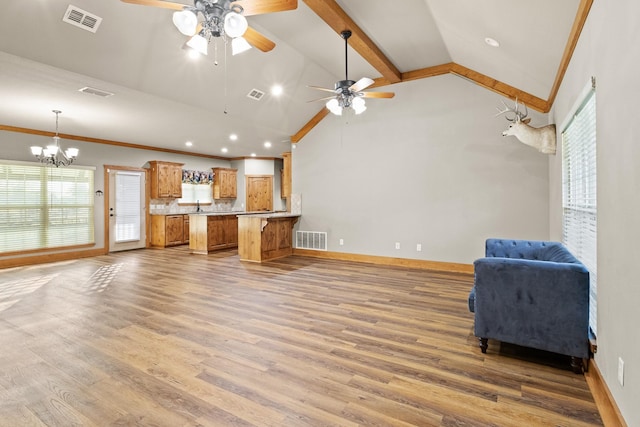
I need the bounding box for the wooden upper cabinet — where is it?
[149,161,184,199]
[212,168,237,199]
[281,152,291,200]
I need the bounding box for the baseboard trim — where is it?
[293,249,474,274]
[585,360,627,427]
[0,248,107,269]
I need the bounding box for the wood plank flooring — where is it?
[0,247,603,426]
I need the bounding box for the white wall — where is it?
[293,74,550,264]
[550,1,640,424]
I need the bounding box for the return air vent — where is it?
[296,231,327,251]
[62,5,102,33]
[79,86,114,98]
[246,88,265,101]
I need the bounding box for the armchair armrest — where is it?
[473,257,589,358]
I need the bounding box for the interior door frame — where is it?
[103,165,150,251]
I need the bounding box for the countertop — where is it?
[187,211,294,217]
[239,212,301,219]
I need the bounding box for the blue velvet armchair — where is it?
[468,238,590,372]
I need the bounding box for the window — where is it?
[562,80,597,336]
[0,160,95,254]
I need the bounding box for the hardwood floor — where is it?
[0,247,603,426]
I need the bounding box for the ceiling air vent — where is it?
[62,5,103,33]
[79,86,114,98]
[246,88,265,101]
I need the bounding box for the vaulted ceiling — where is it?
[0,0,590,159]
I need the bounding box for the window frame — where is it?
[0,159,96,255]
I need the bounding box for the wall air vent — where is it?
[79,86,114,98]
[62,5,103,33]
[246,88,265,101]
[296,231,327,251]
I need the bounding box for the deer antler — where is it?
[495,98,528,122]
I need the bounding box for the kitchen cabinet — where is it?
[281,152,291,201]
[183,215,189,244]
[238,213,300,262]
[212,168,237,199]
[189,213,239,254]
[151,214,189,247]
[149,161,183,199]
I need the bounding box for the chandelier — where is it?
[173,0,251,56]
[30,110,79,167]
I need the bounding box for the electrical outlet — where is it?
[339,239,344,246]
[416,243,422,252]
[618,357,624,386]
[395,242,400,250]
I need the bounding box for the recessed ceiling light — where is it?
[271,84,283,96]
[185,141,193,147]
[251,153,256,157]
[229,133,238,141]
[485,37,500,48]
[264,141,272,148]
[221,147,228,153]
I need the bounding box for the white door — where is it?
[109,170,146,252]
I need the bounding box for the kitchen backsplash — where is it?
[150,199,236,215]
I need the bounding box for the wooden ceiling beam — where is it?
[448,63,549,113]
[290,107,330,143]
[302,0,401,84]
[546,0,594,108]
[292,0,594,142]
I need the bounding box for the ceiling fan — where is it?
[309,30,394,116]
[120,0,297,56]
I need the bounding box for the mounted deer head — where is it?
[496,99,556,155]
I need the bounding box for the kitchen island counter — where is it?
[237,213,300,262]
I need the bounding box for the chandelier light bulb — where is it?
[326,98,342,116]
[173,10,198,36]
[186,33,208,56]
[231,36,252,55]
[224,12,248,38]
[352,96,366,115]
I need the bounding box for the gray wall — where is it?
[293,74,550,264]
[1,130,231,256]
[550,1,640,424]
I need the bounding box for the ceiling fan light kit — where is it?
[311,30,394,116]
[121,0,298,58]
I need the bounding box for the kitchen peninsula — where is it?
[237,213,300,262]
[188,212,239,254]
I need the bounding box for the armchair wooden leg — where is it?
[479,337,488,354]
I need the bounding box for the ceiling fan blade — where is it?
[231,0,298,17]
[307,85,337,93]
[120,0,187,11]
[243,27,276,52]
[349,77,374,93]
[361,91,395,99]
[308,96,336,103]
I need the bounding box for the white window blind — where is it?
[562,85,597,336]
[115,171,141,242]
[0,160,95,253]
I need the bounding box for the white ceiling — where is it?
[0,0,581,159]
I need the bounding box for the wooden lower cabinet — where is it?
[151,214,190,247]
[238,214,299,262]
[189,214,238,254]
